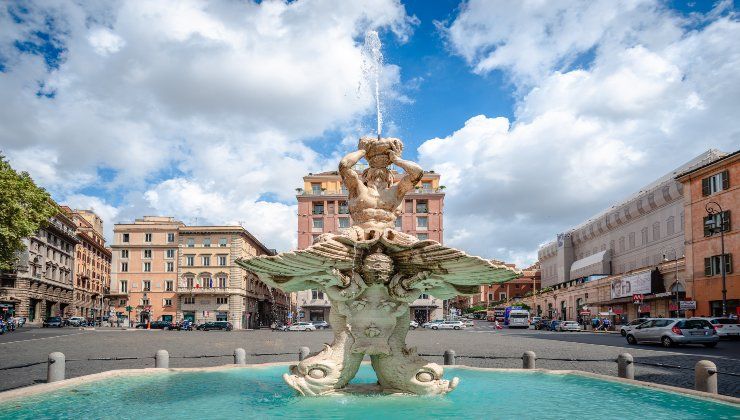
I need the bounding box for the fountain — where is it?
[236,136,520,396]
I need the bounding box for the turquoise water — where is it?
[1,365,737,419]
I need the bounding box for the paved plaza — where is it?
[1,325,738,397]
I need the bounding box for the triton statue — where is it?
[237,136,519,396]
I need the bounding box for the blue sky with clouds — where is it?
[1,0,738,266]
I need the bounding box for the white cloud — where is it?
[424,1,740,267]
[0,0,414,251]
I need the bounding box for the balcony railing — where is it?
[177,286,233,294]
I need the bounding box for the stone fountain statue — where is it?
[237,136,519,396]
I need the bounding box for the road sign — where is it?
[125,305,133,312]
[632,294,644,304]
[680,301,696,310]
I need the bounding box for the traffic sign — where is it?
[632,294,644,304]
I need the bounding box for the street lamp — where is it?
[705,201,727,317]
[661,247,681,317]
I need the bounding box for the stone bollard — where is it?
[47,352,65,383]
[155,349,169,368]
[443,349,456,365]
[617,353,634,380]
[234,348,247,365]
[298,346,310,361]
[695,360,718,394]
[522,351,536,369]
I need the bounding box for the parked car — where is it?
[43,317,64,328]
[409,320,419,330]
[620,318,652,337]
[311,321,330,330]
[197,321,233,331]
[68,316,86,327]
[548,320,561,331]
[694,317,739,339]
[462,319,475,328]
[530,316,542,328]
[626,318,718,348]
[422,319,445,329]
[558,321,582,332]
[287,322,316,331]
[136,320,176,330]
[533,319,549,330]
[431,321,465,330]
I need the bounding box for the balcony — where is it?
[177,287,235,295]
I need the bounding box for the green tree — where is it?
[0,154,57,271]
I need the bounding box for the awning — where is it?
[570,250,611,279]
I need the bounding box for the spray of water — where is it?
[361,31,384,137]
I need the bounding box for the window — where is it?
[704,254,733,276]
[218,276,227,288]
[119,299,126,306]
[618,237,625,252]
[143,249,152,259]
[163,298,172,307]
[313,218,324,229]
[416,216,428,229]
[143,262,151,272]
[219,238,228,247]
[499,292,507,301]
[166,262,174,272]
[141,298,150,306]
[166,249,175,259]
[121,262,128,272]
[704,211,731,236]
[122,233,129,243]
[203,276,213,288]
[338,201,349,214]
[166,232,175,243]
[416,233,428,240]
[416,200,428,213]
[662,216,674,236]
[702,171,729,196]
[395,217,402,229]
[187,238,195,247]
[202,256,210,267]
[311,289,325,300]
[165,280,173,291]
[313,203,325,215]
[628,232,635,249]
[641,227,648,245]
[183,297,195,305]
[653,222,660,241]
[311,183,322,194]
[422,181,432,190]
[487,293,493,301]
[311,234,320,244]
[186,255,194,266]
[144,233,152,242]
[339,217,350,228]
[203,238,211,247]
[186,277,194,288]
[143,280,151,291]
[218,255,227,266]
[120,280,128,293]
[216,297,228,305]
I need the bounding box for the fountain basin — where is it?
[0,363,737,419]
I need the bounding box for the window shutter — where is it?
[725,254,733,274]
[701,177,711,196]
[703,215,711,237]
[704,258,712,276]
[721,170,730,190]
[722,210,731,232]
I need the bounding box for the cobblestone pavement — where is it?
[1,326,738,397]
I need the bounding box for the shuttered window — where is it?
[702,170,729,196]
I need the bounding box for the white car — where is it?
[409,320,419,329]
[68,316,86,327]
[620,318,653,336]
[431,321,465,330]
[695,317,740,338]
[287,322,316,331]
[422,319,444,329]
[462,319,474,328]
[558,321,582,332]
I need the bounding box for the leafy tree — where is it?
[0,154,57,271]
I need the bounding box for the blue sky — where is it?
[1,0,738,265]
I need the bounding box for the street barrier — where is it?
[298,346,310,361]
[522,351,536,369]
[443,349,456,365]
[234,348,247,365]
[617,353,634,380]
[695,360,718,394]
[155,350,169,368]
[47,352,65,383]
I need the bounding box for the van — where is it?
[508,309,530,328]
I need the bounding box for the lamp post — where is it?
[661,247,681,317]
[705,201,727,317]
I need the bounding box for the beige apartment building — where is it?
[295,169,446,323]
[0,212,79,323]
[176,226,288,329]
[534,149,728,322]
[110,216,184,324]
[62,207,112,319]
